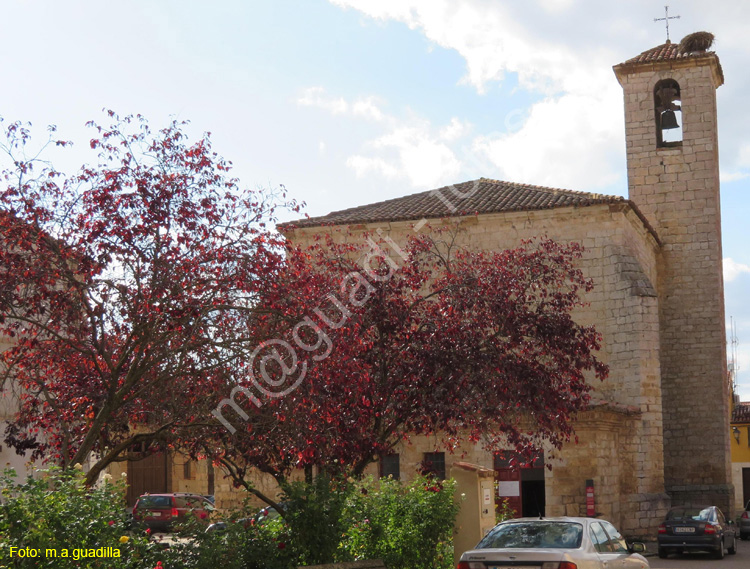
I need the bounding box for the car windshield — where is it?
[666,507,711,521]
[477,522,583,549]
[136,496,171,508]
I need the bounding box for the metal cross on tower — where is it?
[654,5,680,42]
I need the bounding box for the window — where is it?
[654,79,682,147]
[422,452,446,480]
[600,521,628,553]
[667,506,712,521]
[379,453,400,479]
[183,460,194,480]
[590,522,611,553]
[477,521,583,549]
[135,495,171,509]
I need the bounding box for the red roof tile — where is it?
[283,178,627,229]
[623,41,691,64]
[614,40,724,85]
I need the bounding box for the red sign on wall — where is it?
[585,479,595,517]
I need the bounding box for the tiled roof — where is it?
[623,41,693,64]
[284,178,627,229]
[733,403,750,424]
[614,40,724,85]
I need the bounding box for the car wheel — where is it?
[713,542,725,559]
[742,532,749,541]
[658,547,668,559]
[728,534,737,555]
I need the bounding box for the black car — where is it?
[657,505,737,559]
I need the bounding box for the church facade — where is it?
[284,37,733,536]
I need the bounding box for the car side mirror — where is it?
[628,542,646,554]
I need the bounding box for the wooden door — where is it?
[127,452,169,506]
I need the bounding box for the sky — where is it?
[1,0,749,398]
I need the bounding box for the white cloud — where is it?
[537,0,574,13]
[297,87,385,122]
[331,0,750,185]
[720,170,749,183]
[346,155,400,179]
[297,86,349,115]
[330,0,613,95]
[350,122,463,188]
[351,98,385,121]
[724,258,750,282]
[329,0,624,191]
[297,83,468,188]
[473,90,624,191]
[439,117,472,142]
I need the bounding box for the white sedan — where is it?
[458,516,649,569]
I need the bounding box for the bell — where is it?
[660,109,680,130]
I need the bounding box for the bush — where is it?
[341,475,459,569]
[281,474,352,566]
[0,468,460,569]
[0,467,157,569]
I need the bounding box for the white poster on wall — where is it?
[497,481,520,497]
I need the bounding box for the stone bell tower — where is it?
[613,33,732,511]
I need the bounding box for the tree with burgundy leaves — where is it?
[199,228,608,508]
[0,113,299,485]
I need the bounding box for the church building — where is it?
[283,34,733,536]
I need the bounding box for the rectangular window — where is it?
[379,453,400,479]
[183,460,194,480]
[423,452,446,480]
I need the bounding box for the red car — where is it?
[132,493,215,532]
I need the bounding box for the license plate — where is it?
[674,527,695,533]
[151,512,161,517]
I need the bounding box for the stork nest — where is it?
[678,31,715,54]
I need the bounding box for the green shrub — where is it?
[280,474,352,566]
[341,475,459,569]
[0,468,460,569]
[0,467,156,569]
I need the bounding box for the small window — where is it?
[183,460,194,480]
[379,453,400,479]
[422,452,446,480]
[654,79,682,148]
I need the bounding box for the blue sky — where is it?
[2,0,749,398]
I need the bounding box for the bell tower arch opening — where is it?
[654,79,682,147]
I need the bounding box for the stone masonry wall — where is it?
[291,201,666,535]
[617,56,732,512]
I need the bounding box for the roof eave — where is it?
[613,52,724,88]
